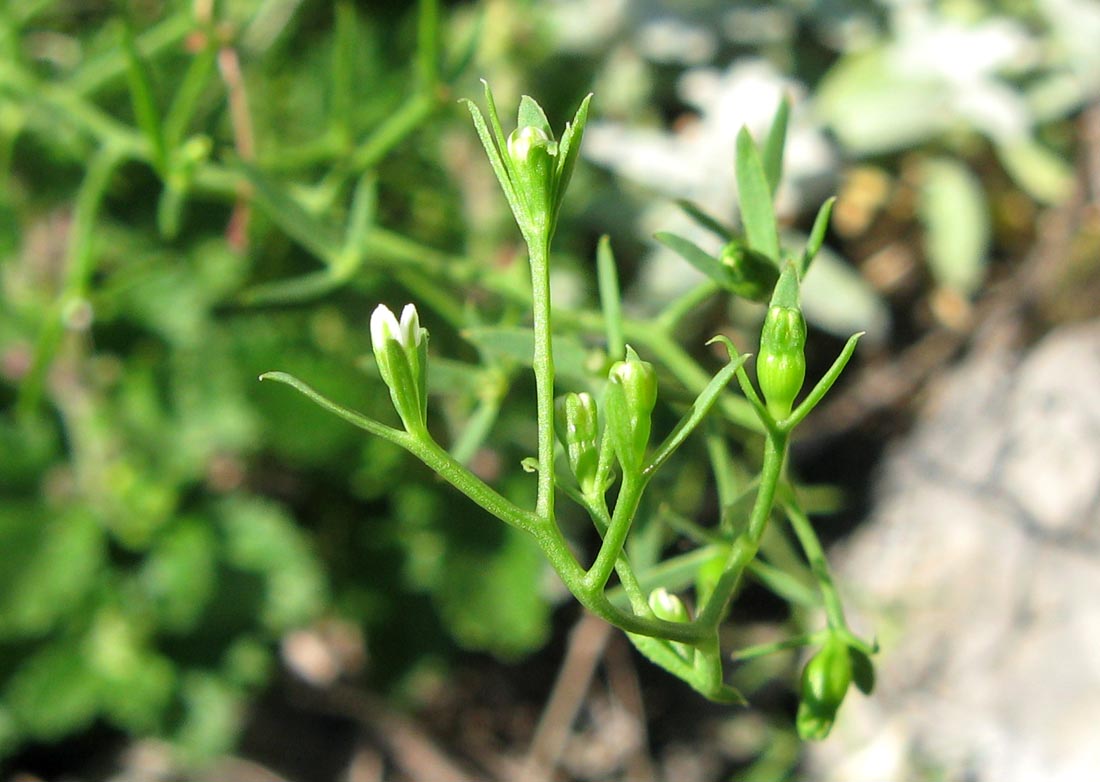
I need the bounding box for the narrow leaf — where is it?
[675,199,734,241]
[644,339,747,477]
[553,93,592,219]
[480,80,511,163]
[517,95,552,137]
[762,96,790,197]
[462,326,590,384]
[917,157,990,296]
[461,99,521,214]
[259,372,401,443]
[735,127,780,261]
[800,196,835,277]
[331,2,357,136]
[162,42,216,151]
[340,172,377,272]
[237,163,341,263]
[597,235,625,360]
[654,232,731,288]
[239,271,346,306]
[121,22,167,172]
[416,0,440,88]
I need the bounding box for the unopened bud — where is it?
[371,303,429,433]
[555,392,600,494]
[605,346,657,474]
[796,634,852,741]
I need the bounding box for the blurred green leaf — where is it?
[5,645,99,740]
[918,157,991,296]
[735,128,780,261]
[463,326,591,385]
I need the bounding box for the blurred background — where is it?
[2,1,1099,780]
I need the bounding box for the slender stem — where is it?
[781,493,847,631]
[349,90,437,174]
[259,372,538,532]
[580,494,651,616]
[528,235,556,521]
[19,147,122,415]
[584,471,645,592]
[696,430,787,628]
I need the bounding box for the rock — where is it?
[808,322,1100,782]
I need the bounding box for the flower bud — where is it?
[796,634,852,741]
[720,240,779,302]
[554,392,600,495]
[648,588,690,623]
[757,305,806,420]
[507,125,556,227]
[648,588,693,662]
[605,346,658,474]
[371,303,428,433]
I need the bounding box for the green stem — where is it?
[781,492,847,631]
[19,147,122,415]
[259,372,537,532]
[584,471,644,592]
[528,236,556,522]
[697,430,788,628]
[349,90,437,174]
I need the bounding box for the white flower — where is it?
[370,303,429,433]
[371,303,425,351]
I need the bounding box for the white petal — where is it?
[370,304,400,347]
[399,304,422,348]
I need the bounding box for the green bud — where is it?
[371,303,429,433]
[554,392,600,495]
[648,588,693,662]
[507,125,556,228]
[648,587,690,623]
[720,240,780,302]
[796,634,852,741]
[605,346,657,474]
[757,305,806,420]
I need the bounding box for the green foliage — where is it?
[0,0,557,764]
[267,88,873,722]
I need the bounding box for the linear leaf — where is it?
[735,127,780,261]
[761,96,790,198]
[654,231,731,288]
[800,196,835,277]
[675,199,734,241]
[121,22,167,172]
[596,235,625,360]
[237,163,341,263]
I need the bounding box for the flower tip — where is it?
[370,303,400,346]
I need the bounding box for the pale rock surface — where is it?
[808,321,1100,782]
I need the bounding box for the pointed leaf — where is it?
[162,42,216,151]
[237,163,340,263]
[553,93,592,219]
[462,326,590,384]
[239,271,346,306]
[597,235,625,360]
[121,22,167,172]
[762,97,790,197]
[800,196,835,277]
[517,95,552,137]
[917,156,990,296]
[735,127,780,261]
[462,98,523,220]
[654,231,732,288]
[480,80,511,163]
[850,647,875,695]
[340,172,377,273]
[675,199,734,240]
